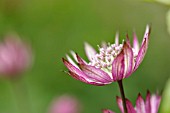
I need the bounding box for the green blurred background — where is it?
[0,0,170,113]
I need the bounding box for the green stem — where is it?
[9,78,32,113]
[118,80,127,113]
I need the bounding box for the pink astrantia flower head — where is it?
[62,25,151,86]
[106,91,161,113]
[0,34,32,77]
[49,95,81,113]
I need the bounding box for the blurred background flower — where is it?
[0,34,32,78]
[0,0,169,113]
[0,33,33,113]
[48,95,81,113]
[102,109,114,113]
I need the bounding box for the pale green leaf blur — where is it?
[0,0,170,113]
[145,0,170,5]
[166,10,170,35]
[160,78,170,113]
[156,0,170,5]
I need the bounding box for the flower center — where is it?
[88,43,138,74]
[89,43,123,70]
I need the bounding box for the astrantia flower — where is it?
[0,34,32,77]
[49,95,81,113]
[103,91,161,113]
[62,25,150,86]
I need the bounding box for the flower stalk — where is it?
[118,80,127,113]
[10,78,32,113]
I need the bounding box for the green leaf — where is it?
[160,78,170,113]
[144,0,170,5]
[166,9,170,35]
[156,0,170,5]
[144,0,155,2]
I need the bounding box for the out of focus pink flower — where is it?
[0,34,32,77]
[49,95,81,113]
[102,109,115,113]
